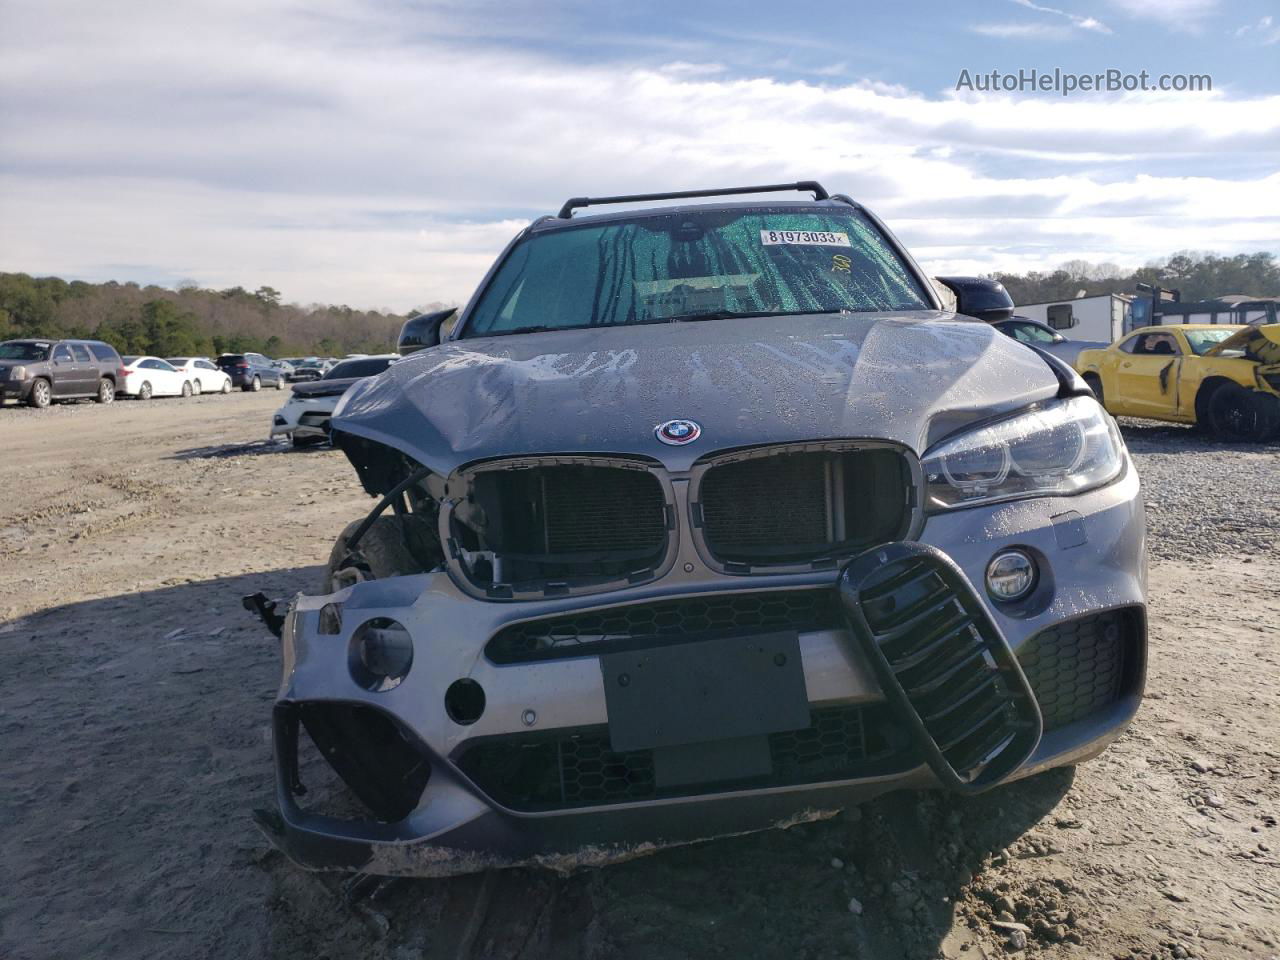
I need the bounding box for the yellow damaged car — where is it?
[1075,323,1280,442]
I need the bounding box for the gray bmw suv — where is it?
[254,182,1146,878]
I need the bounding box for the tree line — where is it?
[0,273,453,359]
[2,250,1275,359]
[990,251,1279,306]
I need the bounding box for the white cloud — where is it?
[0,0,1276,309]
[1010,0,1113,34]
[1106,0,1218,30]
[970,22,1072,39]
[1234,15,1280,44]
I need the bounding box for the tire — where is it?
[1083,374,1103,410]
[95,379,115,404]
[1207,383,1273,442]
[181,381,192,398]
[192,379,202,395]
[322,514,442,594]
[275,376,284,390]
[220,379,231,394]
[249,376,261,392]
[291,434,320,449]
[28,378,51,409]
[138,381,153,400]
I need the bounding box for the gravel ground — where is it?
[1118,417,1280,561]
[0,397,1276,960]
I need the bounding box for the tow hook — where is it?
[243,592,285,639]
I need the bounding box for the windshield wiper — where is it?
[663,308,848,323]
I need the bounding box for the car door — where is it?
[69,344,98,394]
[196,359,222,390]
[1114,332,1182,418]
[156,358,184,395]
[48,343,78,396]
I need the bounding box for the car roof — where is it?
[527,198,862,235]
[1127,323,1246,334]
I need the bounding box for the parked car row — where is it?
[0,338,292,408]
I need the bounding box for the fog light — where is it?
[349,617,413,691]
[985,549,1037,601]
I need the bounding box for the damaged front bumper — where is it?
[259,466,1147,877]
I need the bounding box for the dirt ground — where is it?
[0,392,1277,960]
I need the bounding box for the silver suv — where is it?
[253,182,1147,878]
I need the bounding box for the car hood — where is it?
[331,311,1062,474]
[1205,323,1280,365]
[291,377,365,398]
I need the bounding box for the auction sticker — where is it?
[761,229,850,246]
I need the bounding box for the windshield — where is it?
[1184,328,1239,356]
[324,357,393,379]
[0,342,50,361]
[1006,322,1062,345]
[463,207,930,337]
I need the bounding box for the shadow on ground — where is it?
[0,568,1076,960]
[166,439,332,460]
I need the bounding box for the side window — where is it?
[52,344,73,363]
[1118,336,1140,354]
[89,343,119,362]
[1130,333,1182,356]
[71,344,93,363]
[198,360,216,370]
[141,359,163,370]
[156,359,177,372]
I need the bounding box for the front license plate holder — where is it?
[601,631,810,753]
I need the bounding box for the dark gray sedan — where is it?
[993,316,1108,367]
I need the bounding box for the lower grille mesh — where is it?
[1017,609,1131,732]
[486,589,843,663]
[453,704,912,811]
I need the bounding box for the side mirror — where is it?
[398,308,457,356]
[935,276,1015,324]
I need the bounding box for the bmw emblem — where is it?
[656,419,701,445]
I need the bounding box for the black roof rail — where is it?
[557,181,830,219]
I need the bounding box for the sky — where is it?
[1,0,1277,312]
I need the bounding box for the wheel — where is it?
[1207,383,1274,442]
[221,379,231,394]
[180,381,192,398]
[322,514,443,593]
[275,376,284,390]
[1083,374,1103,409]
[250,376,261,392]
[192,379,202,395]
[95,378,115,404]
[28,378,51,408]
[138,381,153,400]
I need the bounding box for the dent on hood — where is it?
[331,313,1060,476]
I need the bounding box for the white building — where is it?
[1014,293,1133,343]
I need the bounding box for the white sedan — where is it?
[119,356,194,399]
[270,355,397,447]
[167,357,233,395]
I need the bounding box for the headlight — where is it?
[923,396,1123,510]
[9,366,28,381]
